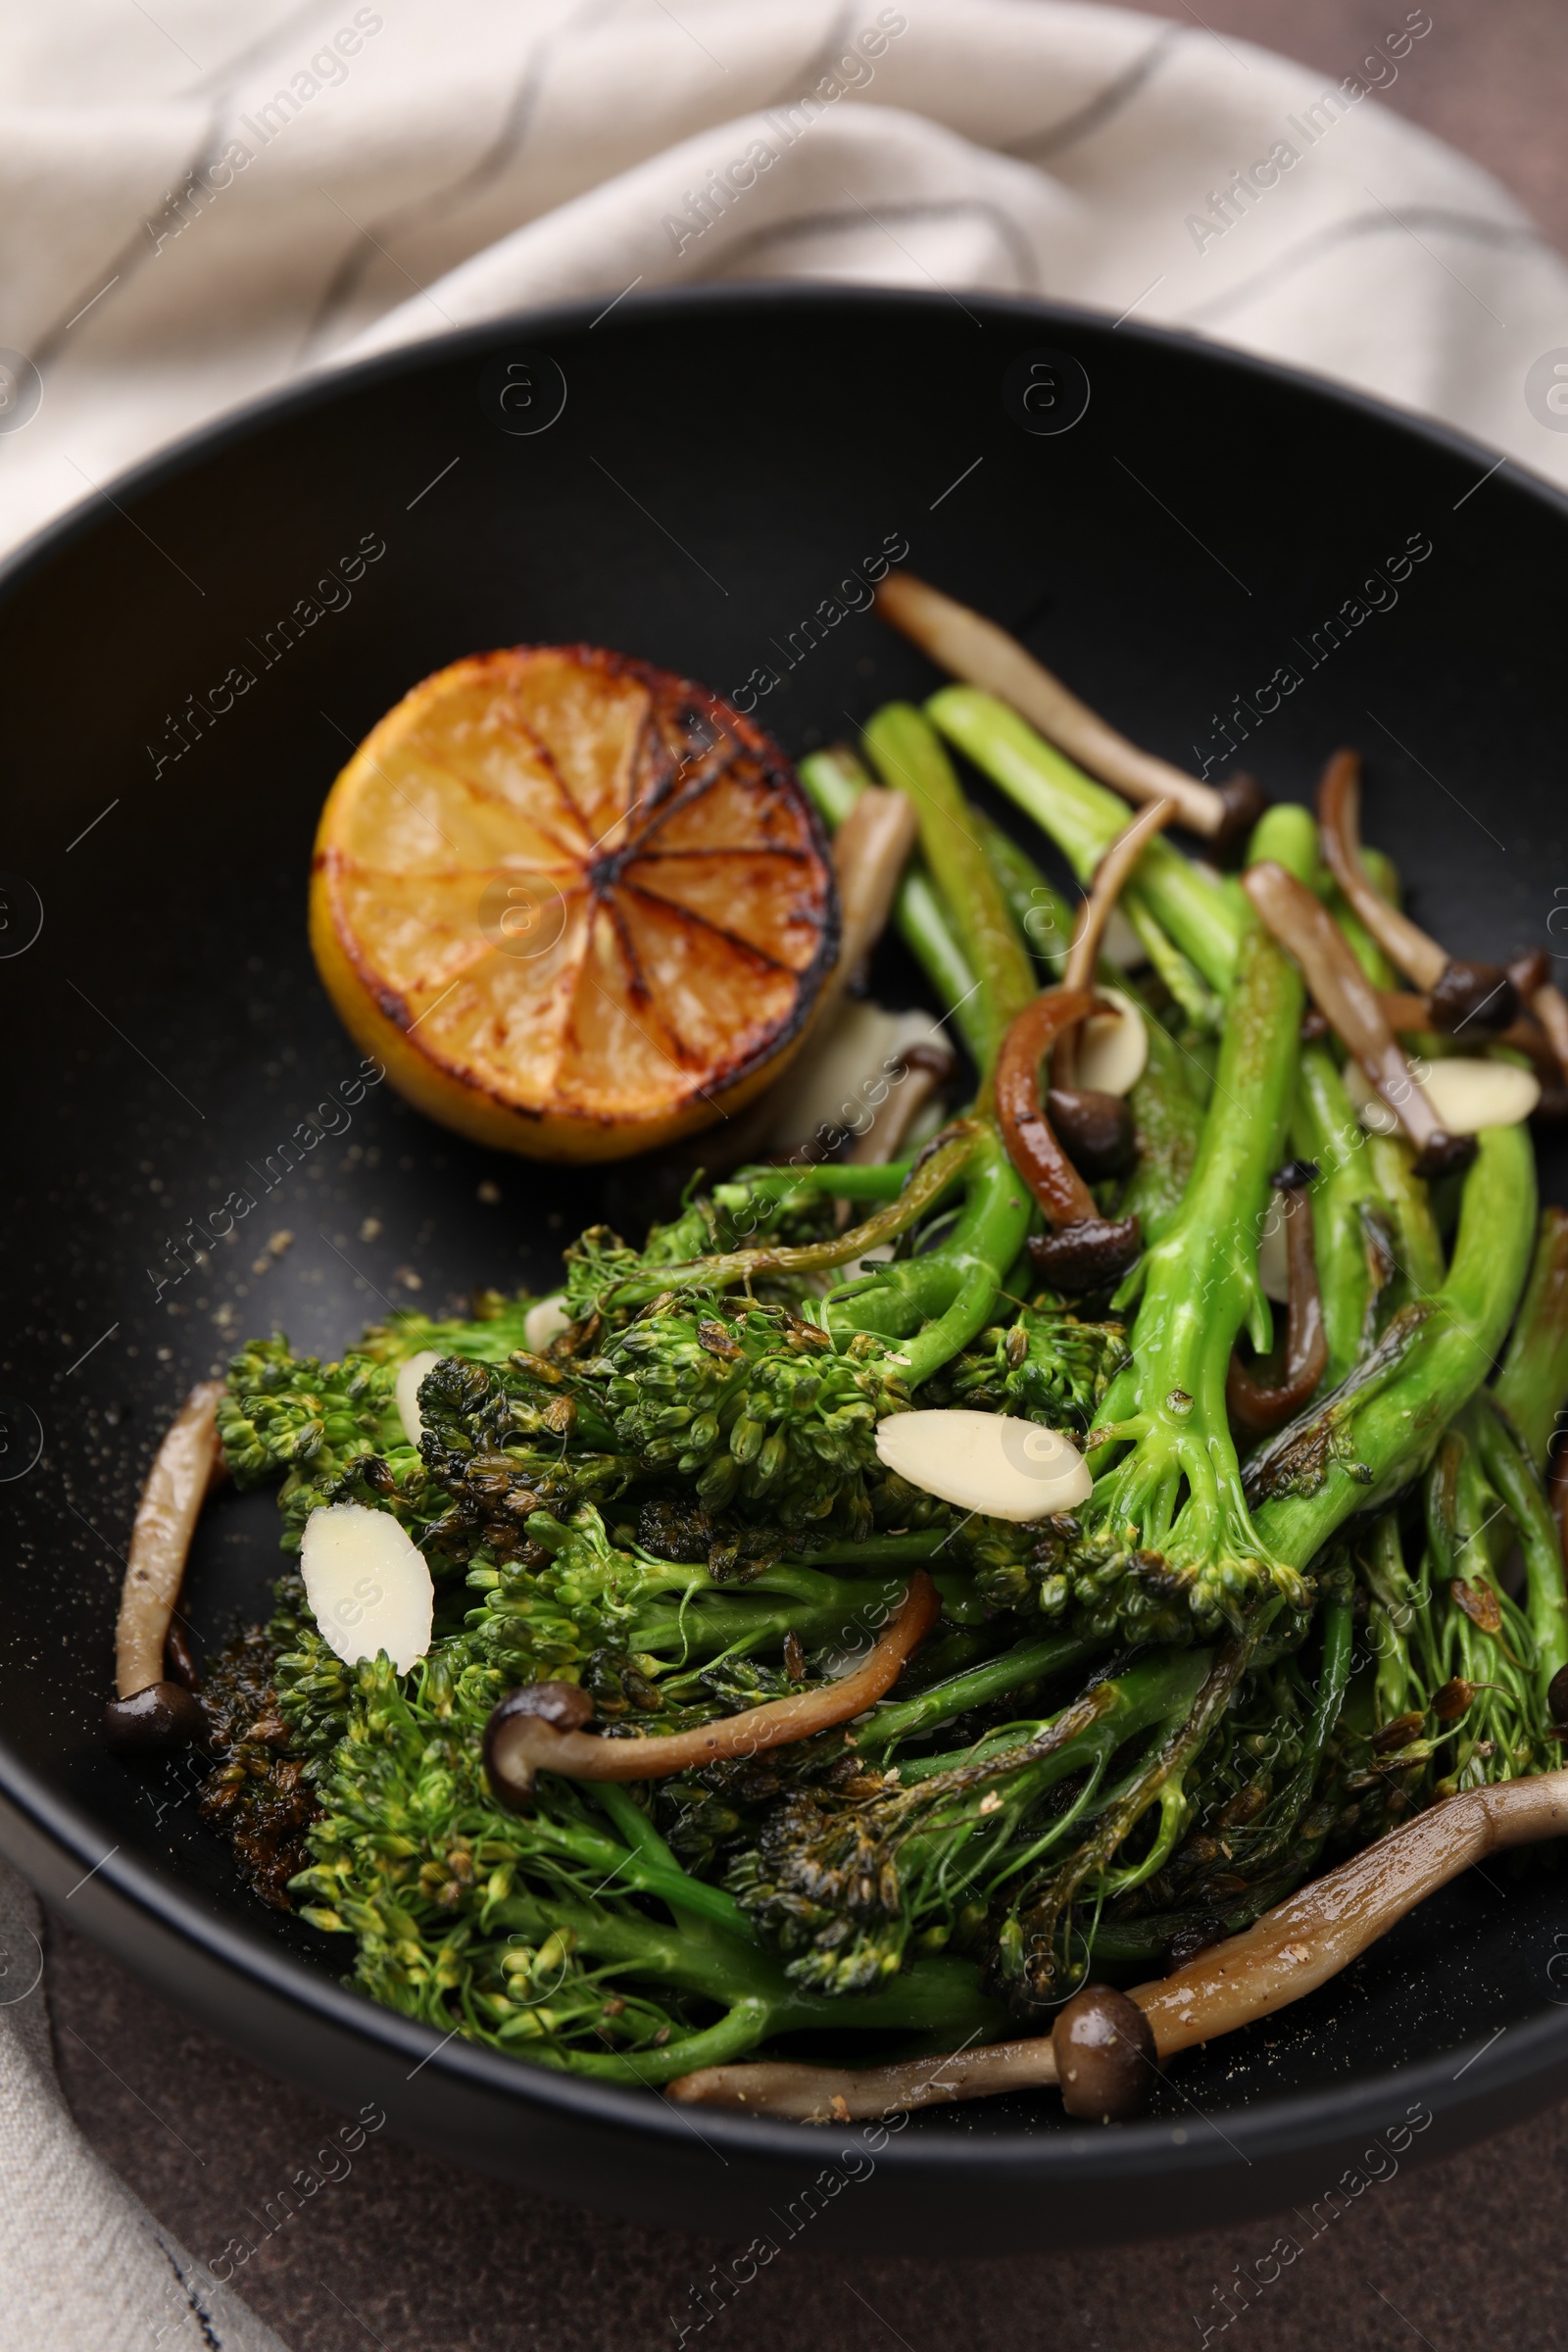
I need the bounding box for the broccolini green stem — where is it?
[516,1804,754,1937]
[1493,1206,1568,1468]
[1253,1122,1538,1569]
[1368,1134,1446,1298]
[1121,896,1223,1032]
[601,1124,976,1307]
[1292,1042,1393,1383]
[857,1632,1101,1753]
[1474,1398,1568,1703]
[486,1886,1003,2082]
[925,686,1245,995]
[993,1632,1258,2005]
[798,745,985,1063]
[1119,1010,1204,1246]
[1075,833,1314,1631]
[825,1121,1033,1383]
[628,1576,907,1663]
[974,810,1072,974]
[1362,1514,1428,1722]
[862,703,1036,1081]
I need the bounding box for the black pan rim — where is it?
[4,278,1565,2181]
[2,280,1563,619]
[6,1740,1562,2180]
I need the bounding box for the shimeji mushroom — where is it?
[993,795,1173,1287]
[1049,795,1167,1169]
[996,990,1143,1291]
[667,1765,1568,2121]
[1317,751,1518,1033]
[1244,859,1476,1178]
[482,1571,940,1809]
[873,571,1266,854]
[104,1383,225,1754]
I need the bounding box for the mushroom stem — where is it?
[1318,750,1446,989]
[1510,952,1568,1103]
[995,988,1101,1227]
[848,1042,955,1164]
[1226,1180,1328,1433]
[1056,795,1175,1089]
[1380,990,1435,1032]
[667,1767,1568,2119]
[1244,860,1474,1178]
[667,2039,1061,2121]
[994,988,1144,1291]
[873,571,1229,839]
[1318,752,1515,1032]
[1134,1768,1568,2053]
[1064,799,1179,995]
[826,785,922,990]
[105,1382,223,1754]
[483,1571,940,1807]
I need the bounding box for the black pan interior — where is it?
[3,285,1567,2230]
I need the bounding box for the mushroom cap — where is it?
[1047,1088,1136,1180]
[1027,1214,1142,1295]
[484,1680,596,1812]
[103,1680,205,1755]
[1428,959,1518,1036]
[1548,1665,1568,1726]
[1052,1984,1156,2122]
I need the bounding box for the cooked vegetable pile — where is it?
[194,634,1568,2102]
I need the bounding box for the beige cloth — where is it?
[0,1857,288,2351]
[3,4,1567,2344]
[1,0,1567,564]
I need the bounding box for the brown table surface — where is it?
[48,5,1568,2345]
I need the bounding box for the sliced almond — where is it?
[1074,988,1148,1098]
[300,1501,434,1675]
[523,1295,572,1354]
[874,1409,1092,1522]
[1346,1054,1539,1138]
[394,1348,444,1446]
[1102,906,1147,972]
[1419,1056,1540,1135]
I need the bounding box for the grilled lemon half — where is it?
[310,645,838,1161]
